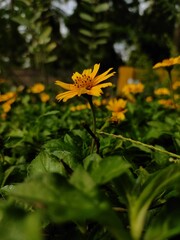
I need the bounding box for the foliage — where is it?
[0,0,179,74]
[0,69,180,239]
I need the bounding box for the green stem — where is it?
[166,68,176,109]
[85,95,97,153]
[98,131,180,160]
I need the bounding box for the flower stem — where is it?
[84,95,97,153]
[98,131,180,160]
[166,68,176,109]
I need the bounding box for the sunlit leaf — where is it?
[79,13,95,22]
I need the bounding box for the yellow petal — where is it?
[93,68,115,85]
[56,90,77,102]
[82,69,92,76]
[87,82,112,96]
[90,64,100,79]
[55,80,74,90]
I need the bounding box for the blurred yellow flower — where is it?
[0,113,7,120]
[122,83,144,95]
[146,96,153,102]
[154,88,170,96]
[30,83,45,93]
[2,103,11,113]
[107,98,127,123]
[158,99,178,109]
[0,92,16,102]
[153,56,180,69]
[55,63,115,102]
[173,81,180,90]
[70,104,90,112]
[40,92,50,102]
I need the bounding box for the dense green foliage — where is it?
[0,1,180,239]
[0,0,179,75]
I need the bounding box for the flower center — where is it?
[74,74,92,90]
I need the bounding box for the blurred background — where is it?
[0,0,179,84]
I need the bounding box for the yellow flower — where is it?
[0,112,7,120]
[146,96,153,102]
[2,103,11,113]
[154,88,170,96]
[153,56,180,69]
[55,63,115,102]
[111,111,127,122]
[107,98,127,112]
[107,98,127,123]
[158,99,180,109]
[173,81,180,90]
[30,83,45,93]
[122,83,144,95]
[0,92,16,102]
[70,104,90,112]
[39,92,50,102]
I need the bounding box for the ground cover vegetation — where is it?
[0,0,180,240]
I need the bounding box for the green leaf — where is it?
[129,164,180,240]
[39,27,52,44]
[90,155,131,184]
[4,173,108,222]
[94,38,108,45]
[94,22,110,30]
[12,16,30,26]
[46,42,57,52]
[79,29,93,37]
[94,3,110,13]
[144,197,180,240]
[79,13,95,22]
[18,0,31,6]
[27,151,65,177]
[43,139,80,171]
[83,153,102,171]
[3,173,130,240]
[38,110,60,119]
[153,145,169,166]
[0,203,42,240]
[45,55,57,63]
[69,166,97,197]
[1,166,16,187]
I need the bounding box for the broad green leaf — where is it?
[79,13,95,22]
[70,166,97,197]
[3,173,130,240]
[83,153,102,171]
[144,198,180,240]
[27,151,65,177]
[43,139,80,171]
[0,203,41,240]
[90,155,131,184]
[4,173,109,222]
[129,164,180,240]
